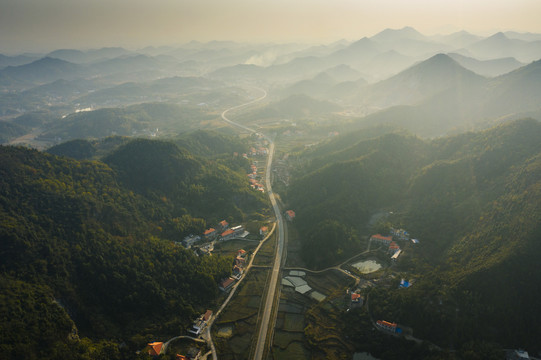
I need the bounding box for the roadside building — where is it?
[148,342,163,357]
[203,228,217,240]
[219,277,236,292]
[260,226,269,237]
[203,309,212,322]
[285,210,296,221]
[376,320,400,333]
[351,293,362,303]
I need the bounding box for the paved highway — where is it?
[217,88,287,359]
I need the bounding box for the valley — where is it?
[1,24,541,360]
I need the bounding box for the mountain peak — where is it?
[490,32,508,40]
[371,26,425,42]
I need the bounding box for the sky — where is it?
[1,0,541,53]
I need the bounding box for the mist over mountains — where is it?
[1,25,541,360]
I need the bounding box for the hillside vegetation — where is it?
[287,119,541,351]
[0,135,269,359]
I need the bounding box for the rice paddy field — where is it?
[270,269,353,359]
[213,268,269,359]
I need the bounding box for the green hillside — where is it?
[0,138,269,358]
[286,119,541,351]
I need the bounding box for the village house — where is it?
[182,234,201,248]
[219,277,236,292]
[235,256,246,267]
[351,292,363,307]
[376,320,400,333]
[189,309,213,335]
[285,210,296,221]
[147,342,164,357]
[203,228,217,240]
[370,234,393,245]
[220,229,235,241]
[233,265,244,279]
[388,241,400,254]
[218,220,229,231]
[260,226,269,237]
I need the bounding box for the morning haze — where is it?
[1,1,541,360]
[1,0,541,52]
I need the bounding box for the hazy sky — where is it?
[1,0,541,53]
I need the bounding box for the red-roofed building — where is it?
[203,309,213,322]
[221,229,235,241]
[285,210,296,221]
[260,226,269,236]
[176,355,188,360]
[376,320,398,333]
[237,249,246,257]
[388,241,400,254]
[203,228,216,239]
[235,256,246,266]
[219,220,229,231]
[148,342,163,356]
[219,277,236,292]
[370,234,393,245]
[351,293,362,303]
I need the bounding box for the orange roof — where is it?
[203,309,213,321]
[219,220,228,226]
[377,320,397,328]
[351,293,361,300]
[204,228,216,235]
[238,249,246,254]
[389,241,400,249]
[148,342,163,356]
[176,355,188,360]
[286,210,295,218]
[221,229,234,237]
[220,277,235,288]
[260,226,268,232]
[371,234,392,242]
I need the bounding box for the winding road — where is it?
[202,87,286,360]
[218,87,287,360]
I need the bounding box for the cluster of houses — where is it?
[248,161,265,192]
[219,249,248,292]
[370,228,419,261]
[180,219,248,252]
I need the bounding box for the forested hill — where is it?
[286,118,541,351]
[0,138,268,359]
[103,138,267,222]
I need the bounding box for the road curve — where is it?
[219,87,285,359]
